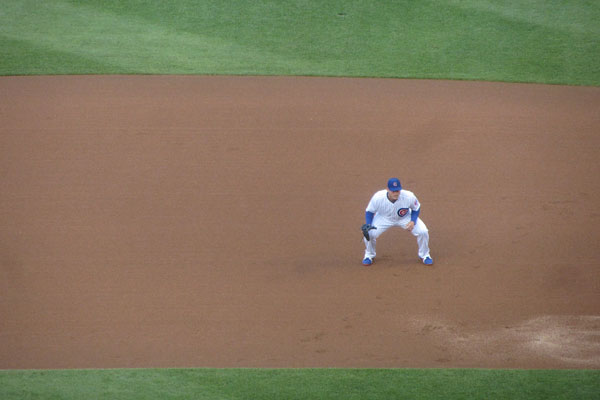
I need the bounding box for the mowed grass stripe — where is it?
[0,1,314,75]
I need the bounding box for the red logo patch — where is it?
[398,208,409,217]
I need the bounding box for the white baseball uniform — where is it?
[364,189,431,261]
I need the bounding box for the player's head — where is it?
[387,178,402,192]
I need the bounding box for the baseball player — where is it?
[361,177,433,266]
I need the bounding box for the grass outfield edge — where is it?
[1,73,597,89]
[1,367,599,400]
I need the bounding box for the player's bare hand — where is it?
[406,221,415,231]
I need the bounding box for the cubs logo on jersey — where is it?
[398,208,409,217]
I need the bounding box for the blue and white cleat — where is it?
[362,257,373,266]
[423,256,434,265]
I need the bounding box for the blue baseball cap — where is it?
[387,178,402,192]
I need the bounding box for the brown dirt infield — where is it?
[1,76,599,370]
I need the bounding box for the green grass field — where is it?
[1,0,599,85]
[1,368,599,400]
[1,1,599,399]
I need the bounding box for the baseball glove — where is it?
[361,224,376,241]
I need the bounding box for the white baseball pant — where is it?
[363,215,431,261]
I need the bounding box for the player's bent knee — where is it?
[413,226,428,236]
[368,230,381,240]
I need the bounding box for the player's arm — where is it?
[365,211,375,225]
[407,195,421,230]
[362,211,377,240]
[365,194,379,224]
[362,196,378,240]
[410,208,420,224]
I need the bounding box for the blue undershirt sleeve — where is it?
[365,211,375,225]
[410,208,420,223]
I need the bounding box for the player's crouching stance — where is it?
[361,178,433,266]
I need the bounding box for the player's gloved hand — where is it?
[361,224,376,241]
